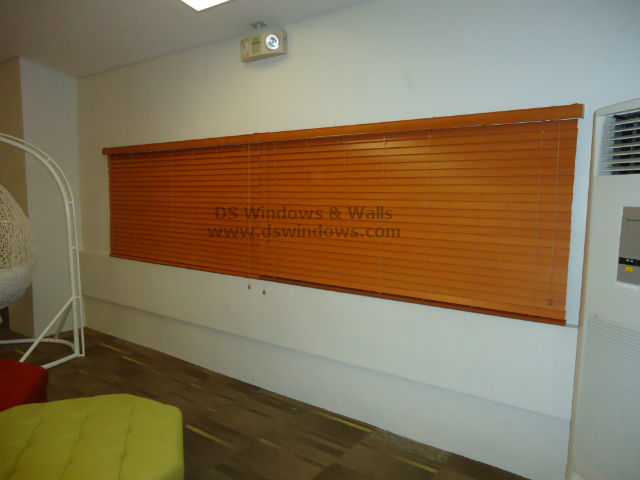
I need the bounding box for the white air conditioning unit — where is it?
[570,98,640,480]
[594,99,640,175]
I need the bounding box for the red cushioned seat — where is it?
[0,358,48,412]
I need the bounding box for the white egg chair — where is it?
[0,184,34,309]
[0,133,84,369]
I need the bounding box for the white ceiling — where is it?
[0,0,366,77]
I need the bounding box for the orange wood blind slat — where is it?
[106,105,582,325]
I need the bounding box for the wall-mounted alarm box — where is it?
[617,206,640,285]
[241,29,287,63]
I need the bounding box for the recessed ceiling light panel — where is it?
[179,0,232,12]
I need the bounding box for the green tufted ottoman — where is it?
[0,394,183,480]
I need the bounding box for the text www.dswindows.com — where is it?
[207,225,401,239]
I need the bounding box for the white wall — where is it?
[76,1,640,478]
[84,294,574,480]
[20,58,80,335]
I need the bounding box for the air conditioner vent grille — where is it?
[599,110,640,175]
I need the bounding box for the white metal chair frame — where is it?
[0,133,84,369]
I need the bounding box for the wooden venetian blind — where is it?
[105,104,582,325]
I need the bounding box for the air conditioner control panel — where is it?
[617,206,640,285]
